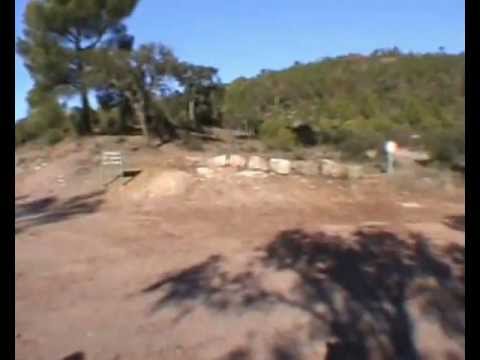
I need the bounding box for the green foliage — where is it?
[15,98,69,145]
[259,114,297,151]
[338,130,385,159]
[424,124,465,164]
[44,129,65,146]
[17,0,140,133]
[223,52,464,162]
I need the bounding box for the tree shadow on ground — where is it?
[142,229,464,360]
[15,190,105,234]
[61,351,85,360]
[443,215,465,232]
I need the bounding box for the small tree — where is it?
[176,63,223,131]
[92,43,180,144]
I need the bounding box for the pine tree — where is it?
[16,0,140,134]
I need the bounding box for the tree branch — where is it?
[83,27,108,50]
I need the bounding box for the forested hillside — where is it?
[222,50,464,161]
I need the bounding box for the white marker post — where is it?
[384,140,397,175]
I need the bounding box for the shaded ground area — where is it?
[143,229,464,360]
[15,138,464,360]
[444,215,465,232]
[15,190,105,235]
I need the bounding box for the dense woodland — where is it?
[15,0,464,165]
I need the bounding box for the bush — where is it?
[338,130,385,159]
[259,119,297,151]
[43,129,65,146]
[424,125,464,164]
[15,99,69,145]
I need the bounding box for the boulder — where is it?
[229,154,247,168]
[235,170,268,178]
[292,160,319,176]
[321,159,347,178]
[207,155,228,168]
[196,167,214,178]
[247,156,269,171]
[365,149,378,159]
[347,165,363,180]
[269,158,292,175]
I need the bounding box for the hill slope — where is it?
[222,52,465,159]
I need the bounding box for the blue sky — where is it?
[15,0,464,120]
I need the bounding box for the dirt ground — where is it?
[15,137,465,360]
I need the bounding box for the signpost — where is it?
[101,151,124,186]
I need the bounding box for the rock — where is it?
[229,154,247,168]
[347,165,363,180]
[269,158,292,175]
[365,149,378,159]
[292,160,319,176]
[400,202,422,208]
[247,156,269,171]
[207,155,228,168]
[235,170,268,178]
[196,167,214,178]
[321,159,347,178]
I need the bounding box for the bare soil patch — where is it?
[15,138,464,360]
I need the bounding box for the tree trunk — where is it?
[135,101,151,144]
[74,47,91,135]
[155,102,178,141]
[125,90,151,145]
[80,88,92,134]
[188,99,196,125]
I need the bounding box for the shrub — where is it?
[43,128,65,146]
[338,130,385,159]
[259,118,297,151]
[424,125,464,164]
[15,99,69,145]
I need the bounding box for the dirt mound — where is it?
[125,170,195,201]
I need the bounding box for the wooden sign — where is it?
[101,151,124,186]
